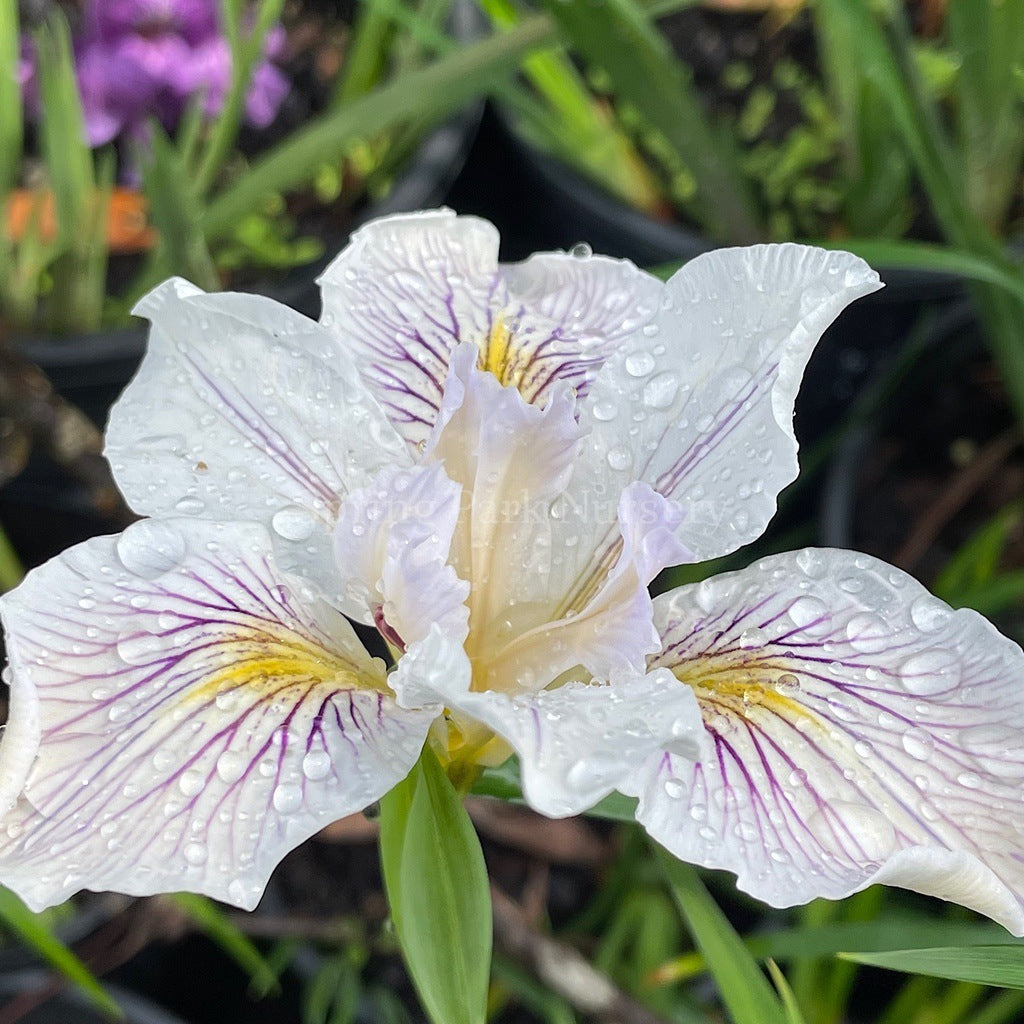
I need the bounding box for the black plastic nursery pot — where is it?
[820,298,1024,640]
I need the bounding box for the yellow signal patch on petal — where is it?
[185,631,383,706]
[671,657,819,731]
[478,317,522,389]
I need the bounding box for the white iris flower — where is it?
[2,211,1023,937]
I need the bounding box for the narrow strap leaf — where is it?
[380,747,492,1024]
[654,845,790,1024]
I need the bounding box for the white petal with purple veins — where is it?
[318,211,505,447]
[629,548,1024,934]
[457,669,704,818]
[491,252,663,407]
[106,278,408,611]
[573,246,881,587]
[0,519,432,911]
[318,211,671,443]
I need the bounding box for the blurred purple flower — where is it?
[22,0,289,148]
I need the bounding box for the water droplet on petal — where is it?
[216,751,245,783]
[788,595,830,631]
[117,632,165,666]
[178,770,205,797]
[624,351,656,378]
[174,496,206,515]
[845,612,889,654]
[910,595,952,633]
[116,521,186,579]
[606,446,633,471]
[273,783,302,814]
[898,649,961,697]
[738,626,766,649]
[795,549,828,579]
[663,777,686,799]
[184,842,208,866]
[272,505,317,542]
[901,728,934,761]
[642,371,679,409]
[302,750,332,781]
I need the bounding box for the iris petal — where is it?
[0,519,431,911]
[565,246,881,611]
[392,627,705,817]
[333,461,469,648]
[318,211,665,443]
[106,278,408,612]
[630,548,1024,934]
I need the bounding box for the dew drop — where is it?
[910,595,952,633]
[178,770,205,797]
[786,593,827,630]
[738,626,766,649]
[216,751,245,783]
[174,495,206,515]
[845,612,889,654]
[901,728,934,761]
[273,783,302,814]
[795,549,827,579]
[606,446,633,471]
[117,632,164,666]
[624,351,656,378]
[898,649,961,697]
[642,371,679,409]
[569,242,592,259]
[184,842,208,866]
[116,521,186,579]
[663,777,686,799]
[591,400,618,422]
[271,505,317,542]
[302,750,332,781]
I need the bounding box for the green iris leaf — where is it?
[379,747,492,1024]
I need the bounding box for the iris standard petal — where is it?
[318,211,504,447]
[488,251,663,406]
[318,211,667,443]
[571,246,881,594]
[106,278,408,609]
[426,345,585,666]
[0,519,432,911]
[333,461,470,648]
[629,548,1024,934]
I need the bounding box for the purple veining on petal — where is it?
[0,519,432,912]
[627,548,1024,933]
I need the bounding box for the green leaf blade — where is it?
[380,749,492,1024]
[656,847,790,1024]
[0,888,123,1019]
[839,946,1024,990]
